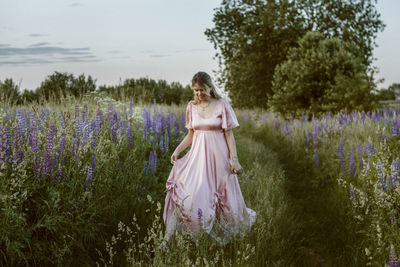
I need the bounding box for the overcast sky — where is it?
[0,0,399,91]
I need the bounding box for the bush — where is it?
[269,31,379,118]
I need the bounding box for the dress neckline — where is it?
[193,99,221,120]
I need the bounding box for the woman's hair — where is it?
[191,71,222,104]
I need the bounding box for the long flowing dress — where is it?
[163,98,256,244]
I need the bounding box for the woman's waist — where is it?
[194,127,224,133]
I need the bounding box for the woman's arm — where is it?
[171,129,194,164]
[174,129,194,154]
[224,129,243,174]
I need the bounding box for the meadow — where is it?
[1,93,400,266]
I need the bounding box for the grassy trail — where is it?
[237,125,365,266]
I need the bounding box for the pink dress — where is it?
[163,98,256,243]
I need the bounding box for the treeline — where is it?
[0,71,193,106]
[205,0,394,117]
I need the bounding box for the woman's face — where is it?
[192,83,209,101]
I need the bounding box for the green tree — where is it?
[388,83,400,100]
[36,71,96,102]
[0,78,21,105]
[205,0,385,108]
[269,31,378,117]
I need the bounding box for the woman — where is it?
[161,72,256,247]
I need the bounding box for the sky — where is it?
[0,0,399,92]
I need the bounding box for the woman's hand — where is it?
[171,151,180,165]
[231,158,243,175]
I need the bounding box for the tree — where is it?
[0,78,21,105]
[388,83,400,100]
[36,71,97,102]
[269,31,378,117]
[205,0,385,108]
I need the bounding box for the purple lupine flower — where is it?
[76,117,82,141]
[273,119,279,129]
[393,118,399,137]
[142,106,151,140]
[59,114,65,130]
[173,119,180,140]
[348,149,355,177]
[390,245,400,267]
[55,165,63,184]
[16,109,27,141]
[164,133,169,153]
[159,135,164,152]
[243,113,249,124]
[377,161,385,192]
[366,143,375,158]
[119,120,127,139]
[336,142,347,175]
[166,114,171,137]
[301,111,308,122]
[314,149,320,168]
[4,125,12,165]
[152,152,157,175]
[145,151,153,175]
[312,132,318,147]
[110,111,119,144]
[285,124,290,137]
[198,208,203,229]
[303,130,309,146]
[85,165,93,190]
[377,111,381,122]
[42,125,55,177]
[391,160,400,188]
[385,174,391,192]
[83,120,91,145]
[0,127,6,166]
[145,151,157,175]
[361,111,366,122]
[91,151,96,170]
[127,125,133,150]
[95,109,102,136]
[13,124,24,164]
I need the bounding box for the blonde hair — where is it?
[191,72,223,105]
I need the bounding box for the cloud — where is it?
[29,33,49,37]
[0,46,91,56]
[29,42,50,47]
[0,43,100,66]
[149,54,169,58]
[108,50,123,54]
[68,2,84,7]
[0,57,101,66]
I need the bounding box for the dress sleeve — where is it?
[222,99,239,130]
[185,101,193,130]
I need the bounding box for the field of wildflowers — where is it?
[1,94,400,266]
[245,107,400,266]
